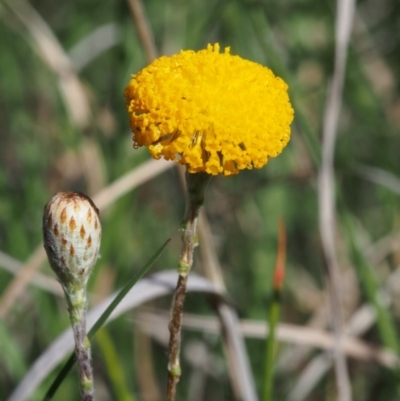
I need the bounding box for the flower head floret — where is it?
[124,44,294,176]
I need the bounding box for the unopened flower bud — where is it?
[43,192,101,289]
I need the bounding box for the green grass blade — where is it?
[96,328,136,401]
[341,211,400,397]
[341,213,399,352]
[263,290,281,401]
[263,219,286,401]
[0,320,26,380]
[42,238,171,401]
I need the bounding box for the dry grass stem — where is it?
[0,247,46,318]
[318,0,356,399]
[287,272,398,399]
[197,212,226,293]
[127,0,157,62]
[0,251,62,296]
[68,23,120,72]
[287,353,333,401]
[136,310,399,368]
[366,231,400,266]
[356,164,400,196]
[93,158,172,210]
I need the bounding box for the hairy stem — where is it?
[166,171,211,401]
[65,287,95,401]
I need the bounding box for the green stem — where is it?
[263,289,281,401]
[64,286,94,401]
[166,171,211,401]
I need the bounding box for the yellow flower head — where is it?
[124,44,294,176]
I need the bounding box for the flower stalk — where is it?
[166,171,211,401]
[42,192,101,401]
[65,287,94,401]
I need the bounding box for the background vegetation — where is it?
[1,0,400,400]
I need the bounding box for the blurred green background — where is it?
[1,0,400,400]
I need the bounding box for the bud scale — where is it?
[43,192,101,289]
